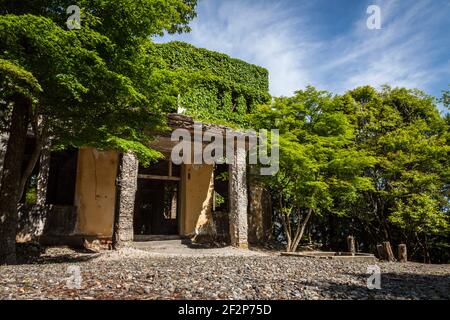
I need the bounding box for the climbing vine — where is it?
[149,41,271,127]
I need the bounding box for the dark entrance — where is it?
[46,148,78,205]
[133,160,181,236]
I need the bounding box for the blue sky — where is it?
[156,0,450,105]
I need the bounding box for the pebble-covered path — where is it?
[0,246,448,300]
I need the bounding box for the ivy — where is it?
[149,41,271,127]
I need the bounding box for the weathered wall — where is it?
[180,164,215,238]
[74,148,119,237]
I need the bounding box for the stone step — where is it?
[133,235,186,242]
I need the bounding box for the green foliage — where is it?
[0,0,197,42]
[0,1,198,163]
[25,187,37,206]
[320,85,448,262]
[0,14,160,162]
[215,171,229,182]
[150,41,268,91]
[0,59,42,101]
[345,86,449,235]
[442,87,450,110]
[390,194,447,234]
[214,192,225,208]
[251,86,376,251]
[149,41,271,127]
[252,85,449,261]
[253,86,376,212]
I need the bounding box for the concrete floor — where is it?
[130,240,268,257]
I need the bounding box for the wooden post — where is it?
[382,241,396,262]
[398,244,407,263]
[347,236,356,256]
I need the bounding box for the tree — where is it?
[0,1,197,264]
[441,87,449,108]
[251,87,375,252]
[342,86,449,262]
[252,85,449,261]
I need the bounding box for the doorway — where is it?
[133,160,181,236]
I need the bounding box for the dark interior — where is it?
[46,149,78,206]
[134,179,179,235]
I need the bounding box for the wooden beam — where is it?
[137,174,180,181]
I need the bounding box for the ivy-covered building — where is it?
[14,42,272,249]
[150,42,270,126]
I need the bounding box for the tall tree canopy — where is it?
[252,86,449,261]
[344,86,449,262]
[251,87,376,252]
[0,0,197,264]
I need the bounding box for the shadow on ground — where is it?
[181,238,229,249]
[313,270,450,300]
[16,243,100,265]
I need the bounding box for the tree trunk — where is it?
[347,236,356,256]
[398,244,407,263]
[423,234,431,264]
[18,118,49,201]
[0,132,9,182]
[281,212,292,252]
[382,241,396,262]
[0,96,30,264]
[289,208,314,253]
[376,244,385,260]
[18,136,43,201]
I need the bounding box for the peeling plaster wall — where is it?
[180,164,215,238]
[74,148,119,237]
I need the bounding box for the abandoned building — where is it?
[0,42,273,249]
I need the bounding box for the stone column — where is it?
[114,152,138,247]
[229,147,248,248]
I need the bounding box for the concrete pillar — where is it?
[114,152,138,246]
[229,147,248,248]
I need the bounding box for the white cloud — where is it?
[157,0,450,98]
[157,0,317,96]
[318,0,450,94]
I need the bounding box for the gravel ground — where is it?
[0,246,449,300]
